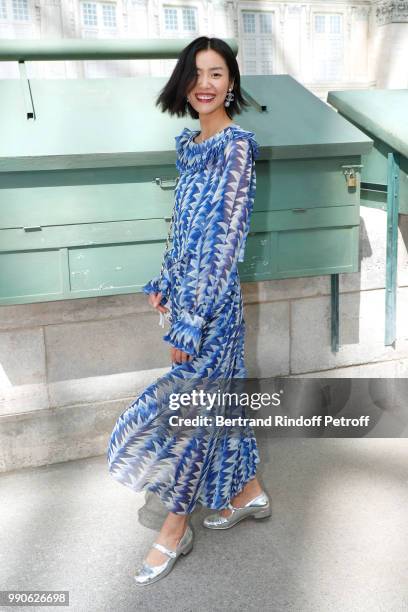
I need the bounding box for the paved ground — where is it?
[1,437,407,612]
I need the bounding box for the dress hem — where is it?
[108,452,260,516]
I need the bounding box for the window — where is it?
[82,2,97,26]
[182,7,195,31]
[164,7,177,30]
[163,6,197,34]
[102,3,116,27]
[330,15,341,34]
[314,15,325,34]
[259,13,272,35]
[241,11,274,74]
[313,13,344,81]
[12,0,28,20]
[0,0,29,21]
[81,2,117,30]
[0,0,7,18]
[243,12,255,34]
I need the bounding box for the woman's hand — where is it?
[147,291,169,315]
[147,292,192,364]
[170,346,192,364]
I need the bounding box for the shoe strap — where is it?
[151,542,177,558]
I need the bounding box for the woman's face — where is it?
[187,49,233,117]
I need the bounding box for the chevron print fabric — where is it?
[107,124,261,514]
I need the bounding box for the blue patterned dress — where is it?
[107,123,261,514]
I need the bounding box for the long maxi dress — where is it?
[107,123,261,514]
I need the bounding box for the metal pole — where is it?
[0,38,238,61]
[331,273,339,352]
[385,151,400,346]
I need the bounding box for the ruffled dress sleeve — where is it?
[162,134,258,358]
[142,264,171,307]
[141,130,187,308]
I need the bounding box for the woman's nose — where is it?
[197,76,210,88]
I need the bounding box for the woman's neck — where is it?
[195,116,234,144]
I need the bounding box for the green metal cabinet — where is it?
[241,154,361,281]
[327,89,408,345]
[0,162,176,300]
[230,75,373,285]
[0,40,374,350]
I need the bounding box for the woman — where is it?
[107,36,271,586]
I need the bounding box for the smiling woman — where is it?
[107,36,270,587]
[154,36,250,123]
[185,51,240,141]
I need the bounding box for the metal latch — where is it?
[342,164,363,188]
[154,176,180,190]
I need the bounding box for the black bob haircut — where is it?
[155,36,250,120]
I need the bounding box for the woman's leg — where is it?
[218,475,264,518]
[143,511,190,566]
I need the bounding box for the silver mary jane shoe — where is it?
[134,524,193,586]
[203,491,271,530]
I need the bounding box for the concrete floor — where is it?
[1,438,407,612]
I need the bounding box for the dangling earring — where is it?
[224,87,234,107]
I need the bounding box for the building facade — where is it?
[1,0,404,94]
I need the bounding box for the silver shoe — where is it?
[203,492,271,530]
[134,524,193,586]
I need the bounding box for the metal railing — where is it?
[0,38,238,62]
